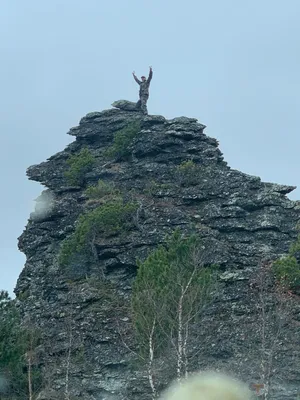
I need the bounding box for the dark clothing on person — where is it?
[136,97,148,114]
[133,69,153,114]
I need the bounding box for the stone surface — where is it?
[16,105,300,400]
[112,100,141,112]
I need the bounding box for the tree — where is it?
[132,231,218,397]
[0,291,41,399]
[250,262,294,399]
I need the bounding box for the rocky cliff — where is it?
[16,103,300,400]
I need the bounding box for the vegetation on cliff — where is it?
[132,230,218,396]
[272,233,300,292]
[64,148,96,185]
[0,291,41,399]
[104,121,141,160]
[59,200,138,266]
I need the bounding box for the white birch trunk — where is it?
[177,289,184,382]
[183,323,189,379]
[177,269,196,381]
[27,352,33,400]
[148,318,157,399]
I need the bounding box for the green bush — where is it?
[104,121,141,160]
[177,160,197,172]
[65,148,96,185]
[59,201,138,266]
[143,180,173,196]
[272,234,300,291]
[272,255,300,290]
[176,160,200,187]
[289,234,300,255]
[85,180,121,203]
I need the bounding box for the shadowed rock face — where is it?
[16,105,300,400]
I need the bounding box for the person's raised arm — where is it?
[132,71,141,84]
[147,66,153,83]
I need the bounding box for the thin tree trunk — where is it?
[177,290,184,382]
[27,352,33,400]
[183,323,189,379]
[148,318,157,399]
[177,269,197,382]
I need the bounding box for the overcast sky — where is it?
[1,0,299,295]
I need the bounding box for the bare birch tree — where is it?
[253,261,294,399]
[132,230,217,395]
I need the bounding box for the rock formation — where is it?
[112,100,140,111]
[16,104,300,399]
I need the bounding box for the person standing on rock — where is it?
[132,66,153,114]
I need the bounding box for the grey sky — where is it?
[1,0,299,295]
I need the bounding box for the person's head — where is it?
[141,76,146,81]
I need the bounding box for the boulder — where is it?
[112,99,141,111]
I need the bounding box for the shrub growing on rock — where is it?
[85,180,122,204]
[176,160,200,187]
[104,121,141,160]
[272,234,300,292]
[59,201,138,266]
[143,180,173,196]
[65,148,96,185]
[273,255,300,292]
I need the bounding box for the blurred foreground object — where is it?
[160,372,253,400]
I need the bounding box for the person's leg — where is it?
[141,96,148,114]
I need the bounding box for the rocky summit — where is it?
[16,103,300,400]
